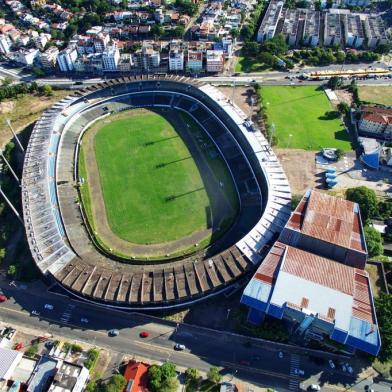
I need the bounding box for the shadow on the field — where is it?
[144,135,179,146]
[156,156,192,168]
[165,187,205,201]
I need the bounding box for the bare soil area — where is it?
[275,148,321,196]
[217,86,256,119]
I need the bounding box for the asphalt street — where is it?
[0,281,388,392]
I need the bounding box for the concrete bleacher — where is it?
[22,75,291,308]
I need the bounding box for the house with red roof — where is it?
[123,361,150,392]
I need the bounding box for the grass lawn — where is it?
[235,56,270,73]
[93,110,211,244]
[0,90,69,147]
[359,85,392,107]
[261,86,352,151]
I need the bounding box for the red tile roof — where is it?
[282,245,355,295]
[124,361,150,392]
[286,191,365,252]
[254,242,285,284]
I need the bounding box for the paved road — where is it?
[0,281,388,392]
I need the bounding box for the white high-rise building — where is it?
[102,45,120,71]
[0,34,11,54]
[57,46,78,72]
[169,49,184,71]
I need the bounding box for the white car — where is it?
[31,310,40,316]
[309,385,321,391]
[80,318,89,323]
[174,343,186,351]
[347,366,353,374]
[44,304,54,310]
[328,360,335,369]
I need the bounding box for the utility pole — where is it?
[6,119,25,153]
[0,186,23,224]
[0,150,19,184]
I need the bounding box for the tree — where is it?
[102,375,126,392]
[7,264,18,277]
[335,148,345,161]
[346,186,377,223]
[160,362,177,380]
[230,28,239,38]
[1,77,12,87]
[375,293,392,362]
[327,76,343,90]
[148,364,162,392]
[185,368,199,383]
[207,367,222,384]
[240,25,253,41]
[337,102,350,115]
[159,377,179,392]
[42,85,53,96]
[173,25,185,38]
[151,24,164,39]
[364,226,383,257]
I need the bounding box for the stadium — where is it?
[22,75,291,309]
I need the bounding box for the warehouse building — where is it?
[241,190,381,356]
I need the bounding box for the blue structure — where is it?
[241,190,381,356]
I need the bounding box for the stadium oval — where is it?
[22,76,291,309]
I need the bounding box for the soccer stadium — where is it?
[21,76,291,309]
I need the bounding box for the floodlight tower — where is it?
[0,150,19,184]
[5,119,25,153]
[0,186,23,224]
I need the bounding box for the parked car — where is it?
[308,385,321,391]
[80,318,89,323]
[328,360,335,369]
[174,343,186,351]
[108,329,119,337]
[44,304,53,310]
[31,310,40,316]
[278,351,284,359]
[139,331,149,338]
[14,342,24,351]
[0,295,7,302]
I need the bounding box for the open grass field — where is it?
[235,56,270,73]
[359,85,392,107]
[260,86,352,151]
[92,110,212,244]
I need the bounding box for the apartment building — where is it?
[57,46,78,71]
[14,47,38,65]
[132,46,160,70]
[256,0,284,42]
[324,12,342,46]
[303,10,320,47]
[40,46,59,69]
[118,53,133,72]
[168,49,184,71]
[186,50,203,73]
[364,15,388,49]
[358,106,392,138]
[281,9,301,46]
[206,49,224,72]
[344,14,365,48]
[0,34,11,54]
[102,44,120,71]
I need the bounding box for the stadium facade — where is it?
[22,76,291,309]
[241,190,381,356]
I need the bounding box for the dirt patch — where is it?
[217,86,256,119]
[334,89,353,106]
[275,148,320,196]
[365,263,383,298]
[0,101,15,114]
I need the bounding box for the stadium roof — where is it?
[286,190,366,253]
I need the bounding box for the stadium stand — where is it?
[22,76,291,308]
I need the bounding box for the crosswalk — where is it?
[60,303,75,324]
[288,354,301,391]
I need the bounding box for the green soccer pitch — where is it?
[79,109,238,249]
[260,86,352,151]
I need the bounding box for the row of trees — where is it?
[240,0,265,42]
[148,362,179,392]
[293,47,381,67]
[0,82,53,102]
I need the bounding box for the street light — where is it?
[226,308,231,320]
[287,133,293,149]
